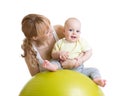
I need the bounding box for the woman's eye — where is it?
[45,31,48,34]
[45,29,51,34]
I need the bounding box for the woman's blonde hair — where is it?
[21,14,51,67]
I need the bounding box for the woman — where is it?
[21,14,64,76]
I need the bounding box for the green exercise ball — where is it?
[19,70,104,96]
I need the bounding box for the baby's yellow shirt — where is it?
[52,38,91,59]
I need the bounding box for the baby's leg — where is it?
[62,59,76,69]
[93,78,106,87]
[42,60,58,71]
[81,67,106,87]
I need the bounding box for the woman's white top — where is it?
[32,29,59,70]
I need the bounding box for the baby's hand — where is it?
[59,51,69,61]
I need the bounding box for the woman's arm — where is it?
[81,49,92,63]
[54,25,64,39]
[74,49,92,67]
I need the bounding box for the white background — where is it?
[0,0,120,96]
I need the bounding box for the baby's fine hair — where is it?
[64,17,80,26]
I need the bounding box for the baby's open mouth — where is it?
[71,36,76,39]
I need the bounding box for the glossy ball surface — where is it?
[19,70,104,96]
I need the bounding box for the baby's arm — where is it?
[51,39,69,60]
[52,51,69,61]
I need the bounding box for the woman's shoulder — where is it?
[54,25,64,39]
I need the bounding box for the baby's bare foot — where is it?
[93,78,106,87]
[42,60,57,71]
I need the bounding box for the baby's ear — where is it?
[63,29,66,35]
[32,36,38,40]
[63,29,65,34]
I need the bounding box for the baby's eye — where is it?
[69,29,73,32]
[76,30,80,33]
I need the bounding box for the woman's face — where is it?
[42,26,53,39]
[36,25,53,42]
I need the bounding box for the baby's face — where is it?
[64,20,81,42]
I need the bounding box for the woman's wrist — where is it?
[74,57,84,66]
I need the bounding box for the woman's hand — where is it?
[74,58,83,68]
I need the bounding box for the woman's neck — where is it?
[32,40,48,48]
